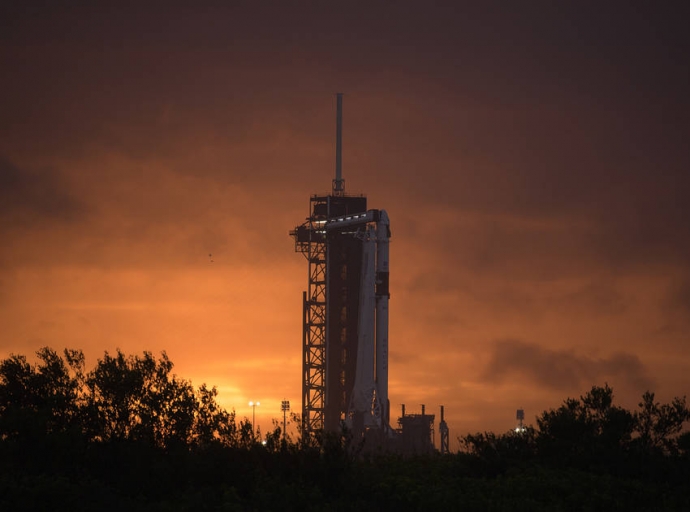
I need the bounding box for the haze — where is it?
[1,2,688,449]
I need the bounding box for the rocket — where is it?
[375,210,390,428]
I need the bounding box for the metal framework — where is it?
[291,196,328,438]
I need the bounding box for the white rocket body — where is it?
[342,210,391,432]
[375,210,390,428]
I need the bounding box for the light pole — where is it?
[281,400,290,441]
[249,400,260,438]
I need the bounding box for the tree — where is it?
[634,391,690,455]
[193,384,238,448]
[0,347,246,450]
[535,384,635,468]
[0,348,83,440]
[460,427,538,476]
[86,349,202,448]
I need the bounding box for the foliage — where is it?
[0,348,82,440]
[2,349,690,510]
[535,384,637,469]
[0,347,242,450]
[461,384,690,480]
[634,390,690,455]
[460,427,537,476]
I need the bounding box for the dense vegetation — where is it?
[1,347,689,511]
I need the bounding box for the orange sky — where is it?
[1,2,689,450]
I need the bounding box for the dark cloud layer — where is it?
[664,275,690,325]
[482,338,652,392]
[0,157,87,229]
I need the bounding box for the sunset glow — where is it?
[2,2,688,451]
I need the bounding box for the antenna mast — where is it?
[333,92,345,195]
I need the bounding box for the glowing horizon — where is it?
[2,2,689,452]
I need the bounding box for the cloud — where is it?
[669,278,690,313]
[481,338,652,392]
[661,274,690,328]
[0,157,88,229]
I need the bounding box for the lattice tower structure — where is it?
[291,194,369,438]
[292,196,327,438]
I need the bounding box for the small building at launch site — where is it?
[290,94,449,454]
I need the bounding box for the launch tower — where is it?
[290,94,391,442]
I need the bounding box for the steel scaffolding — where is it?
[291,196,328,439]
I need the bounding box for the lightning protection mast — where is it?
[290,94,392,447]
[439,405,449,454]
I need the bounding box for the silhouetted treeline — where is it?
[1,348,689,511]
[0,347,257,449]
[461,384,690,479]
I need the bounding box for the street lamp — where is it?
[281,400,290,441]
[248,400,260,438]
